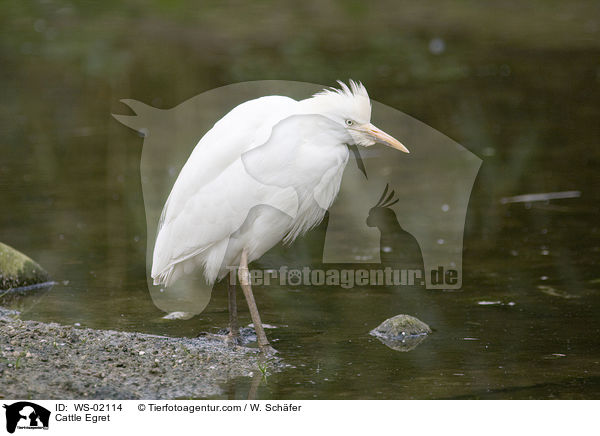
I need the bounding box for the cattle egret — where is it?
[151,80,409,353]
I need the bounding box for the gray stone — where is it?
[370,314,432,352]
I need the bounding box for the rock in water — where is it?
[370,314,432,352]
[0,242,50,290]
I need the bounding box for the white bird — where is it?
[151,80,409,353]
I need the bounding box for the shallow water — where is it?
[1,2,599,399]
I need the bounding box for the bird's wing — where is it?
[153,112,351,286]
[157,95,299,232]
[152,159,299,284]
[152,96,299,282]
[241,114,351,196]
[241,114,351,242]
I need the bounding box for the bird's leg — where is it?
[238,248,276,354]
[227,273,240,345]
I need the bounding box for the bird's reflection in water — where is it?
[247,373,262,400]
[366,184,424,281]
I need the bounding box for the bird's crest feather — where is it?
[314,80,369,100]
[311,80,372,124]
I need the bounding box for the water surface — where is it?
[1,1,599,399]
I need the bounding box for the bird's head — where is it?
[367,183,400,228]
[311,80,409,153]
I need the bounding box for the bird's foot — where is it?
[225,330,242,347]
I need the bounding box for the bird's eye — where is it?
[345,119,354,126]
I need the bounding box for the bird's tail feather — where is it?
[152,267,174,287]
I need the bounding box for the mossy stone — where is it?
[0,242,49,290]
[370,314,432,352]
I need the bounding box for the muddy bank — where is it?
[0,307,281,399]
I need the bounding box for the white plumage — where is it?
[151,81,408,291]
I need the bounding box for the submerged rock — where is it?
[0,242,50,290]
[370,314,432,352]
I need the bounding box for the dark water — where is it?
[1,2,599,399]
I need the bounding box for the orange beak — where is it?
[363,123,409,153]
